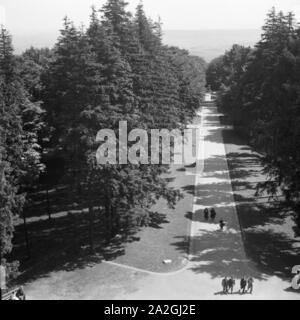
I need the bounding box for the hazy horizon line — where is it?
[9,28,262,35]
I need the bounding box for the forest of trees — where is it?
[0,0,206,282]
[206,8,300,228]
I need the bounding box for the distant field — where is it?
[163,29,262,62]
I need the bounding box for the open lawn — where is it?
[113,163,195,273]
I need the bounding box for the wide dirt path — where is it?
[110,103,299,300]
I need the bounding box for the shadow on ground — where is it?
[172,116,300,282]
[223,128,300,280]
[11,208,170,285]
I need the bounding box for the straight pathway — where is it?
[189,103,252,278]
[111,103,299,300]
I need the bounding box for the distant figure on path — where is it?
[210,208,217,221]
[247,278,254,294]
[227,277,235,294]
[219,219,226,231]
[204,208,209,221]
[16,286,26,300]
[222,277,228,294]
[240,277,247,294]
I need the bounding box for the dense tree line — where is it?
[0,0,206,280]
[207,8,300,227]
[0,28,44,279]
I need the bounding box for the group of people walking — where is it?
[203,208,227,231]
[222,277,254,295]
[203,208,254,296]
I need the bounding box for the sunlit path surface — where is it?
[189,104,254,279]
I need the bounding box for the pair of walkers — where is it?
[204,208,216,221]
[222,277,236,294]
[240,277,254,294]
[222,277,254,294]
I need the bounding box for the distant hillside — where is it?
[13,29,261,61]
[163,29,262,62]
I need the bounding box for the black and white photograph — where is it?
[0,0,300,302]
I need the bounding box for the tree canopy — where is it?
[1,0,207,281]
[207,7,300,227]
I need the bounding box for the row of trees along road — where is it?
[206,7,300,228]
[0,0,207,282]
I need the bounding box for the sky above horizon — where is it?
[1,0,300,35]
[1,0,300,57]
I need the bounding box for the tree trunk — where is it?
[296,210,300,230]
[46,188,52,221]
[23,213,31,259]
[105,200,112,244]
[294,202,300,230]
[88,206,94,253]
[115,208,121,234]
[76,174,82,196]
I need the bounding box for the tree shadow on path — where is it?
[223,128,300,280]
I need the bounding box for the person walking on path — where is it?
[204,208,209,221]
[210,208,217,221]
[240,277,247,294]
[227,277,235,294]
[219,219,226,231]
[222,277,228,294]
[247,278,254,294]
